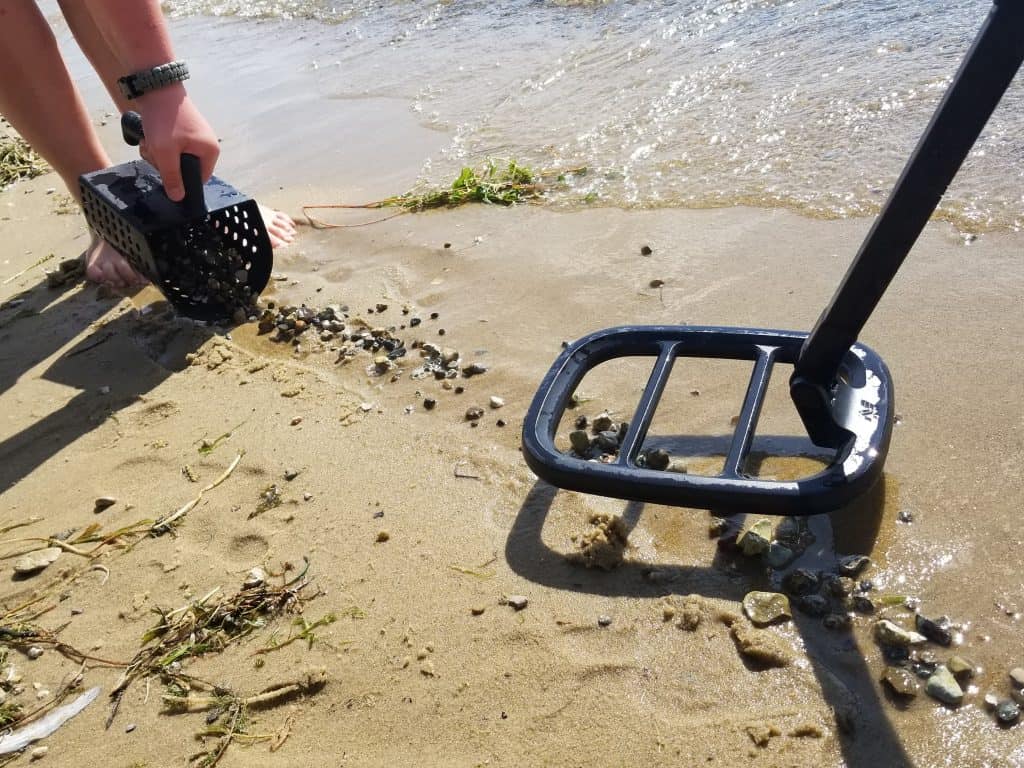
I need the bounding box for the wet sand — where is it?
[1,9,1023,768]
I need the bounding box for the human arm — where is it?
[79,0,219,201]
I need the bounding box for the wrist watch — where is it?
[117,60,190,100]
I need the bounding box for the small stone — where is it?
[94,496,117,512]
[837,554,871,576]
[98,385,111,395]
[763,542,794,569]
[376,530,390,543]
[897,509,914,523]
[70,607,84,616]
[592,413,613,432]
[882,667,920,698]
[708,517,729,538]
[30,747,47,760]
[874,619,928,647]
[738,519,773,556]
[996,700,1021,725]
[284,468,300,481]
[13,547,62,575]
[35,689,50,700]
[27,646,43,660]
[649,278,665,288]
[643,448,670,471]
[496,419,507,427]
[947,655,975,680]
[462,362,488,376]
[242,567,267,589]
[925,665,964,706]
[597,615,612,627]
[851,595,876,614]
[125,724,137,733]
[1009,667,1024,688]
[823,613,852,631]
[506,595,528,611]
[797,594,829,618]
[423,397,437,410]
[569,430,591,455]
[470,606,486,616]
[465,407,484,422]
[662,605,676,622]
[742,592,791,625]
[489,396,505,409]
[640,245,653,256]
[914,614,952,646]
[303,492,314,501]
[984,693,1000,710]
[290,417,303,426]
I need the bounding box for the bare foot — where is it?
[258,205,297,248]
[83,234,148,290]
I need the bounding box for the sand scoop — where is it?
[78,112,273,321]
[522,0,1024,516]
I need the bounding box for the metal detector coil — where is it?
[522,0,1023,516]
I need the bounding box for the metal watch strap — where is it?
[118,61,189,100]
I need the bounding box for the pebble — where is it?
[640,245,653,256]
[851,595,876,614]
[897,509,914,523]
[837,554,871,576]
[984,692,1000,710]
[13,547,62,575]
[465,407,484,422]
[94,496,117,512]
[662,605,676,622]
[284,468,300,481]
[242,567,267,589]
[996,700,1020,725]
[26,646,43,660]
[782,569,823,598]
[506,595,528,611]
[303,492,314,501]
[643,448,670,471]
[35,689,49,700]
[423,397,437,410]
[376,530,390,543]
[125,723,137,733]
[30,747,47,760]
[737,519,773,556]
[470,606,486,616]
[489,396,505,409]
[463,362,488,377]
[290,417,303,426]
[874,619,927,647]
[947,655,974,680]
[597,615,612,627]
[1009,667,1024,688]
[649,279,665,288]
[914,614,952,646]
[882,667,920,698]
[925,665,964,706]
[797,594,829,618]
[763,542,794,569]
[742,591,791,625]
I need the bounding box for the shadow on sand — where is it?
[0,274,212,495]
[504,470,908,767]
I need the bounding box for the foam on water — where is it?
[164,0,1024,231]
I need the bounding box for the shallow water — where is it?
[161,0,1024,232]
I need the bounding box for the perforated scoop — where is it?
[78,112,273,321]
[522,0,1023,516]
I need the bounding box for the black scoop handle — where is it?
[120,111,207,221]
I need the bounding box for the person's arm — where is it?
[79,0,219,201]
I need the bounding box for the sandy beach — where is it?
[1,6,1023,768]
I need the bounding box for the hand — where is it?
[135,85,219,202]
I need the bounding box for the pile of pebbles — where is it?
[718,516,1020,725]
[255,300,491,405]
[564,410,689,470]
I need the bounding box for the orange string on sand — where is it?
[301,202,407,229]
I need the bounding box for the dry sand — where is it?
[1,11,1023,768]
